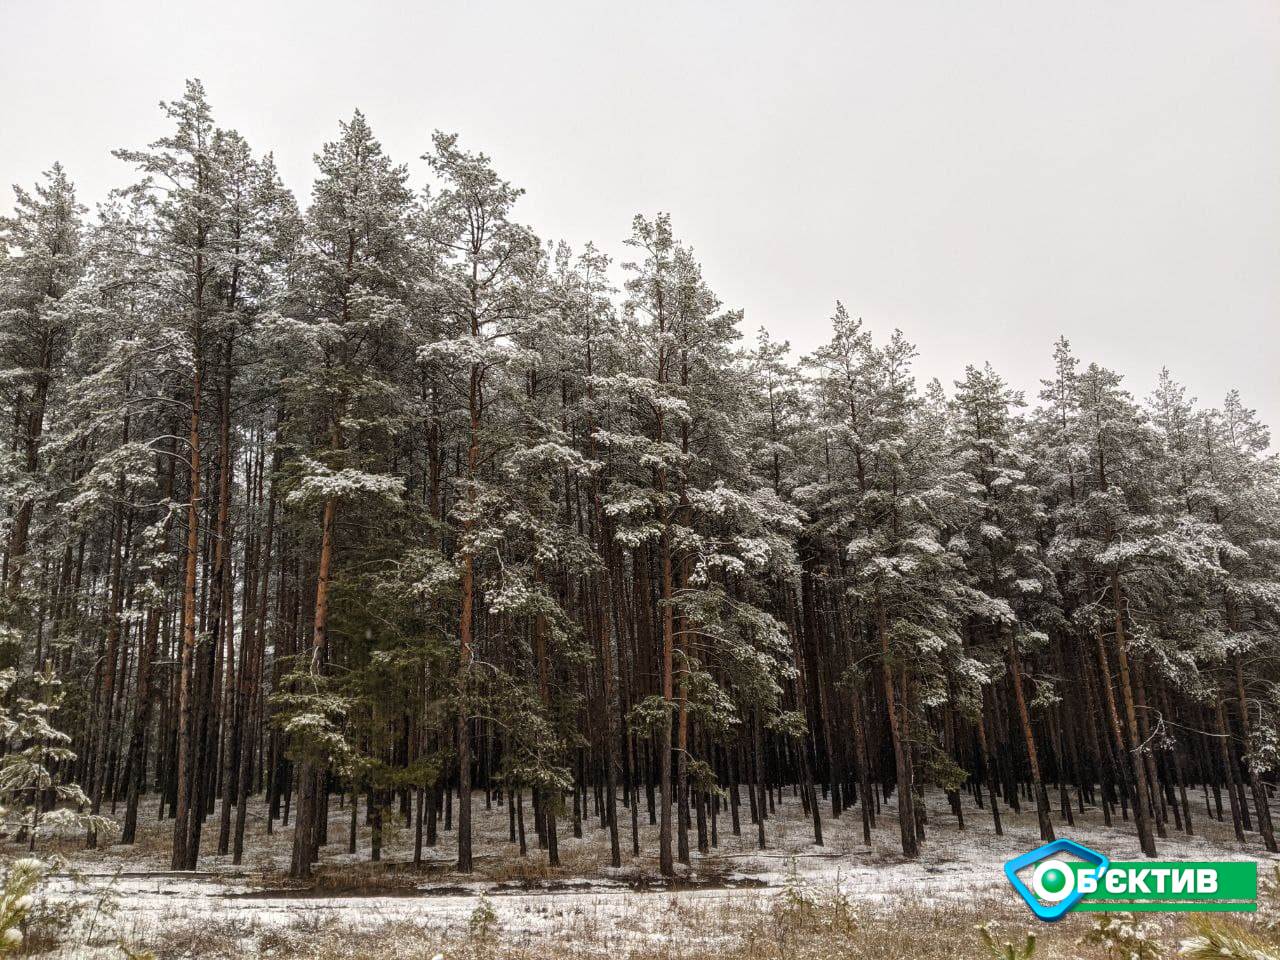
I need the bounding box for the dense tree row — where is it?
[1,80,1277,878]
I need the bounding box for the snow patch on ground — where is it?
[13,786,1279,955]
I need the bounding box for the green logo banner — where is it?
[1068,862,1257,912]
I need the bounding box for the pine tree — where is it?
[276,110,413,879]
[421,131,542,872]
[950,363,1056,841]
[112,79,229,869]
[0,164,85,605]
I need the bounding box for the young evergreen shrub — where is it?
[1180,915,1280,960]
[1081,912,1164,960]
[975,920,1037,960]
[0,858,44,954]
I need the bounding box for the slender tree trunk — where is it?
[876,594,917,858]
[289,494,335,881]
[1008,636,1054,842]
[171,268,204,871]
[658,523,676,876]
[1111,572,1157,857]
[234,455,276,864]
[1234,655,1277,851]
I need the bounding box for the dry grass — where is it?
[96,889,1280,960]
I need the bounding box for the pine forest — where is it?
[4,80,1280,895]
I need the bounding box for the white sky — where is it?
[3,0,1277,428]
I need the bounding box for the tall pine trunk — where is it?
[876,594,918,858]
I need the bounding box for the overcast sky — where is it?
[3,0,1277,428]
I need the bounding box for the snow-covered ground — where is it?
[12,787,1279,957]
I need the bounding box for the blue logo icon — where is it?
[1004,839,1109,921]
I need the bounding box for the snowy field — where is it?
[11,787,1280,958]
